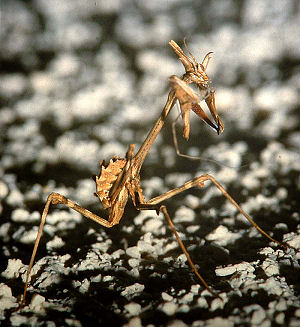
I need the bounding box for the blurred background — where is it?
[0,1,299,326]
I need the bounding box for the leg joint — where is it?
[159,204,167,213]
[195,174,214,187]
[49,192,67,205]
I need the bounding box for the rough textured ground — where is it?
[0,1,299,326]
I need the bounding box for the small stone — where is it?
[180,293,194,304]
[128,258,139,268]
[123,317,142,327]
[65,318,82,327]
[197,297,208,308]
[275,313,285,325]
[185,194,200,209]
[251,308,266,324]
[6,189,24,206]
[1,259,24,279]
[190,285,200,294]
[275,299,287,311]
[261,259,279,276]
[215,265,236,276]
[124,302,142,316]
[161,292,173,302]
[0,181,9,199]
[167,320,188,327]
[126,246,141,259]
[30,294,45,312]
[210,298,224,311]
[160,302,178,315]
[0,284,18,310]
[46,236,65,250]
[79,279,90,294]
[121,283,144,298]
[173,206,195,223]
[206,225,240,246]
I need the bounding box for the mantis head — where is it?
[169,40,224,140]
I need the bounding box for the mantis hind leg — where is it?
[146,174,289,248]
[137,202,220,298]
[20,192,115,308]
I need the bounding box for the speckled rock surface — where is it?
[0,1,299,326]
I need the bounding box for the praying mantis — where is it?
[20,40,289,307]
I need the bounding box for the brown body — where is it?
[20,40,289,308]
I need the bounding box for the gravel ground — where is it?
[0,1,300,326]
